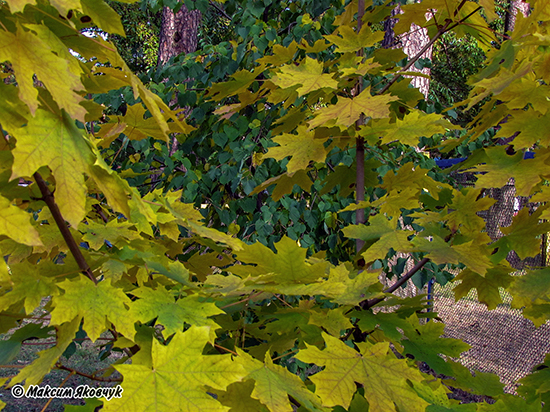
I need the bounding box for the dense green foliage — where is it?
[1,0,550,411]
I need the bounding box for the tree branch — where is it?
[33,172,97,284]
[55,362,122,382]
[360,257,430,309]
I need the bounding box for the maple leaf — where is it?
[325,25,385,53]
[325,264,382,305]
[296,333,428,411]
[104,326,247,412]
[0,23,85,120]
[509,267,550,310]
[50,276,135,342]
[473,147,550,197]
[208,64,267,101]
[308,89,398,129]
[446,188,496,233]
[229,236,327,283]
[81,0,125,36]
[78,219,141,250]
[271,57,339,96]
[493,109,550,150]
[380,112,455,146]
[0,195,42,246]
[212,380,268,412]
[97,103,170,145]
[0,82,29,131]
[9,316,81,387]
[454,266,514,310]
[10,109,95,228]
[129,288,223,341]
[238,351,328,412]
[265,126,329,173]
[402,319,471,376]
[495,207,550,260]
[0,261,58,314]
[250,170,312,201]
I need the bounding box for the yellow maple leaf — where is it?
[10,109,95,228]
[0,23,85,120]
[105,327,247,412]
[308,89,398,129]
[0,195,42,246]
[265,126,329,173]
[325,25,385,54]
[296,333,428,411]
[50,276,136,342]
[380,111,456,146]
[271,57,339,96]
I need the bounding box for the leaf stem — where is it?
[33,172,97,284]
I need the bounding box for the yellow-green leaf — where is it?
[129,288,223,341]
[50,276,135,342]
[9,316,81,387]
[0,23,85,119]
[105,326,247,412]
[239,351,328,412]
[272,57,339,96]
[10,109,95,228]
[250,170,312,201]
[296,333,428,411]
[265,126,329,173]
[325,25,385,53]
[454,266,514,310]
[0,195,42,246]
[380,112,455,146]
[81,0,126,36]
[308,89,398,129]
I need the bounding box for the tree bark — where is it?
[156,2,201,158]
[158,3,202,66]
[504,0,530,34]
[383,3,433,99]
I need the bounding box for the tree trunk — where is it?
[156,3,201,158]
[383,3,433,99]
[504,0,530,34]
[158,3,201,66]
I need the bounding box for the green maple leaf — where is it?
[105,326,247,412]
[325,264,382,305]
[380,112,455,146]
[0,261,58,314]
[493,109,550,150]
[0,195,42,246]
[309,306,353,336]
[354,310,414,341]
[475,147,550,196]
[10,316,81,387]
[229,236,327,283]
[0,82,29,131]
[308,89,398,129]
[0,23,85,120]
[509,267,550,310]
[10,109,95,228]
[50,276,135,342]
[402,319,471,376]
[129,288,223,341]
[495,207,550,260]
[446,188,496,233]
[296,333,428,411]
[212,380,268,412]
[272,57,338,96]
[325,25,385,53]
[250,170,312,201]
[265,126,329,173]
[238,351,328,412]
[453,266,514,310]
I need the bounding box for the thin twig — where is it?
[40,369,75,412]
[33,172,97,284]
[55,363,122,382]
[360,257,430,309]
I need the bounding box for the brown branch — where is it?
[55,363,122,382]
[33,172,97,284]
[360,257,430,309]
